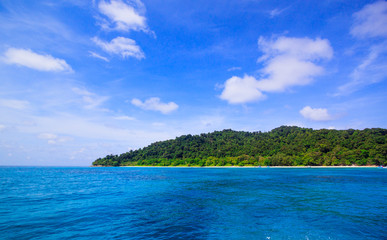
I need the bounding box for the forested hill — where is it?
[92,126,387,167]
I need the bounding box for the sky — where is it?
[0,0,386,166]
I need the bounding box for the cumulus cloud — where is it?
[92,36,145,59]
[131,97,178,114]
[98,0,148,32]
[3,48,73,72]
[350,1,387,38]
[300,106,332,121]
[255,55,325,92]
[220,36,333,104]
[220,75,266,104]
[0,99,30,110]
[258,36,333,62]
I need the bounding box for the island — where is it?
[92,126,387,167]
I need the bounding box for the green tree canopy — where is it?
[92,126,387,167]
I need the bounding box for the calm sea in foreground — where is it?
[0,167,386,239]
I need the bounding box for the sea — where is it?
[0,167,386,240]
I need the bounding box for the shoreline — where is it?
[93,165,381,168]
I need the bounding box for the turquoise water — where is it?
[0,167,386,239]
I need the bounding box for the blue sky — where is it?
[0,0,386,166]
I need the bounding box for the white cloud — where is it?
[338,1,387,95]
[38,133,57,140]
[269,8,288,18]
[72,87,109,110]
[38,133,57,144]
[72,87,93,96]
[300,106,332,121]
[89,51,109,62]
[227,66,241,71]
[37,132,71,145]
[258,36,333,62]
[350,1,387,38]
[220,36,333,104]
[3,48,73,72]
[131,97,178,114]
[25,114,173,145]
[98,0,148,32]
[92,36,145,59]
[82,95,109,110]
[255,55,324,92]
[0,124,5,131]
[220,75,266,104]
[0,99,30,110]
[337,43,387,95]
[114,116,136,121]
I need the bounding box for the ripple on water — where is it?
[0,167,386,239]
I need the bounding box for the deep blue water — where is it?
[0,167,386,239]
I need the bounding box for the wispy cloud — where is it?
[38,133,57,140]
[38,133,58,144]
[114,115,136,121]
[72,87,109,110]
[131,97,178,114]
[89,51,109,62]
[269,7,288,18]
[92,36,145,59]
[97,0,149,33]
[27,114,173,144]
[2,48,73,72]
[38,133,71,144]
[350,1,387,38]
[227,66,241,71]
[0,99,30,110]
[0,3,82,47]
[220,36,333,104]
[300,106,332,121]
[338,43,387,95]
[337,1,387,95]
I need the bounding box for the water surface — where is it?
[0,167,386,239]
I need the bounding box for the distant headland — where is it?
[92,126,387,167]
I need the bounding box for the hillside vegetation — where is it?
[92,126,387,167]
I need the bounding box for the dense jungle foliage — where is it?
[92,126,387,167]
